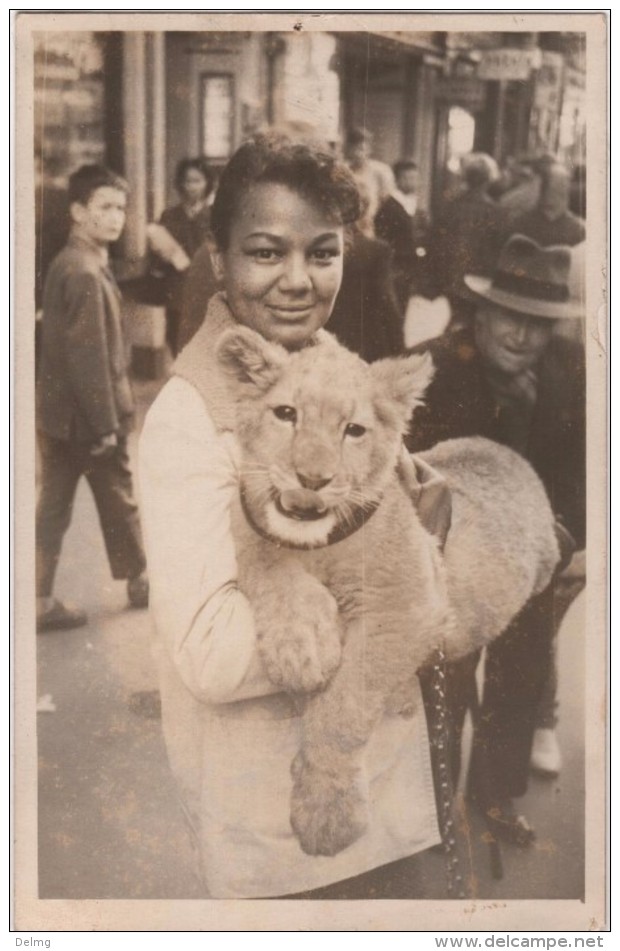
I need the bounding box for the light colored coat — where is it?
[138,295,440,898]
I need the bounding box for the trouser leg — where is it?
[536,642,559,730]
[36,433,82,597]
[82,436,146,581]
[471,586,555,802]
[536,577,585,730]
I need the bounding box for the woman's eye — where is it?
[345,423,366,438]
[273,405,297,423]
[249,249,281,262]
[312,249,339,264]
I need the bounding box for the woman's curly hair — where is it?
[210,133,362,250]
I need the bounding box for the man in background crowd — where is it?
[409,234,585,845]
[375,159,431,311]
[345,127,395,237]
[429,152,508,326]
[512,161,586,247]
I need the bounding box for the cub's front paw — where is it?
[257,584,342,694]
[290,751,369,856]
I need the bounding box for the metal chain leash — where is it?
[428,648,467,900]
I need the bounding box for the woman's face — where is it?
[182,167,209,203]
[213,183,344,350]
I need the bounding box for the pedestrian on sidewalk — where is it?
[149,157,214,357]
[428,152,509,327]
[36,164,149,632]
[374,159,432,311]
[407,234,585,845]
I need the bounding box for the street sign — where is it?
[478,47,541,81]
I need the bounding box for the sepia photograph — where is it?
[13,10,608,932]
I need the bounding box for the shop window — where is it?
[446,106,476,173]
[34,32,106,187]
[201,74,235,161]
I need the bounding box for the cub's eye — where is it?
[344,423,366,438]
[273,405,297,423]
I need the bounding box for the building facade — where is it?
[34,28,587,269]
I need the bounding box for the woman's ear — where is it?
[216,327,288,393]
[69,201,87,226]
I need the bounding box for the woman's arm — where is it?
[139,376,279,705]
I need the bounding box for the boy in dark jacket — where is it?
[36,165,148,631]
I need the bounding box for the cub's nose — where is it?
[296,472,334,491]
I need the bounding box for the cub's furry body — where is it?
[217,327,559,857]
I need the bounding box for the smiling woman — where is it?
[138,134,443,899]
[210,182,344,348]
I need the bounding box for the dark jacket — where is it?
[37,233,134,443]
[327,231,403,363]
[159,203,212,261]
[374,196,431,298]
[406,328,586,547]
[510,208,585,248]
[429,191,509,301]
[154,204,212,315]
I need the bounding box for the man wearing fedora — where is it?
[409,233,585,845]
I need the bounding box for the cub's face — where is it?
[217,328,434,548]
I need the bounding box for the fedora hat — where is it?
[464,234,582,319]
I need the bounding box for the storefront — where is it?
[337,31,444,214]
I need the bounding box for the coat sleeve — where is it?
[139,377,280,705]
[63,269,119,438]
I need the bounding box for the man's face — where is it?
[72,187,127,246]
[475,303,554,376]
[396,168,418,195]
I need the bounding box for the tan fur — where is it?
[217,327,560,857]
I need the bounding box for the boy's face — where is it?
[71,187,127,246]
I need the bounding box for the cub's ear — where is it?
[371,351,435,429]
[216,327,288,392]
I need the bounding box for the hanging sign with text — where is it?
[478,47,541,81]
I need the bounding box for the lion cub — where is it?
[217,327,560,857]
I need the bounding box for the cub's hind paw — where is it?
[290,752,369,856]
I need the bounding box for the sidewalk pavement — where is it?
[36,372,585,901]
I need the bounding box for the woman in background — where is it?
[151,157,214,356]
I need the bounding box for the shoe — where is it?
[484,800,536,848]
[530,728,562,776]
[37,599,87,633]
[127,573,149,609]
